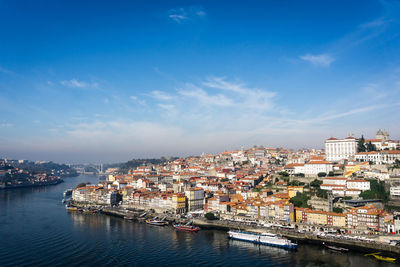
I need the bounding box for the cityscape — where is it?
[1,1,400,266]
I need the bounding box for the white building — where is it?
[390,186,400,198]
[355,150,400,164]
[304,161,333,176]
[325,134,357,162]
[347,179,370,191]
[320,177,369,196]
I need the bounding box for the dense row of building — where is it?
[71,131,400,234]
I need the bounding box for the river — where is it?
[0,175,394,266]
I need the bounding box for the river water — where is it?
[0,175,395,266]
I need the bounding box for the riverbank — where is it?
[68,202,400,257]
[0,178,64,190]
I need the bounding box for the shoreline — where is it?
[0,179,64,190]
[68,202,400,257]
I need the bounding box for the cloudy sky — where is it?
[1,0,400,163]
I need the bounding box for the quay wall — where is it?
[192,219,400,256]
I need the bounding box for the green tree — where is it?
[205,212,216,220]
[278,171,289,177]
[357,135,366,152]
[359,190,375,199]
[289,192,310,208]
[316,188,328,199]
[310,179,323,188]
[328,171,335,177]
[318,172,327,177]
[366,142,377,152]
[333,207,343,213]
[359,180,389,202]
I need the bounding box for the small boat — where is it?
[65,205,78,212]
[365,252,396,262]
[146,219,168,226]
[124,215,134,220]
[323,242,349,252]
[83,209,91,214]
[146,216,168,226]
[173,224,200,232]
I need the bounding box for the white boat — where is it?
[228,230,298,250]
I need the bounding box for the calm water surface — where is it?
[0,175,395,266]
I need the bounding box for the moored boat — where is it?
[365,252,396,262]
[65,205,78,212]
[173,224,199,232]
[323,242,349,252]
[228,230,297,250]
[146,219,168,226]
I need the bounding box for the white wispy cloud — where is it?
[158,104,175,112]
[60,79,99,88]
[300,54,335,67]
[0,122,13,127]
[178,85,233,107]
[168,6,206,23]
[130,95,146,105]
[202,77,276,111]
[148,90,173,101]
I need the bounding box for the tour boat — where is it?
[322,242,349,252]
[228,230,298,250]
[173,224,200,232]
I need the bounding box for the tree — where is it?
[366,142,377,152]
[205,212,216,220]
[288,180,300,186]
[359,180,389,202]
[278,171,289,177]
[318,172,327,177]
[359,190,375,199]
[310,179,323,188]
[357,135,366,152]
[316,188,328,199]
[328,171,334,177]
[295,173,305,177]
[290,192,310,208]
[333,207,343,213]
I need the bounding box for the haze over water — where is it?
[0,175,392,267]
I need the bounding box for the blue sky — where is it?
[1,0,400,163]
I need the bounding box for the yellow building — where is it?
[295,207,305,223]
[331,213,346,228]
[108,174,116,182]
[306,210,328,225]
[287,186,304,198]
[344,164,361,177]
[172,193,186,214]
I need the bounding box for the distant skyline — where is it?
[1,0,400,163]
